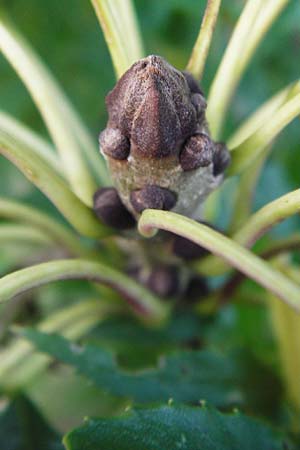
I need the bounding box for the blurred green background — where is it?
[0,1,300,433]
[0,0,300,234]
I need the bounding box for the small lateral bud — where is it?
[93,187,135,229]
[180,133,213,172]
[99,128,130,160]
[181,70,204,95]
[172,234,209,260]
[130,184,177,214]
[147,265,179,298]
[213,143,231,176]
[191,93,207,118]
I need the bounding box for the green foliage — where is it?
[1,0,300,448]
[0,396,63,450]
[20,328,247,406]
[63,404,291,450]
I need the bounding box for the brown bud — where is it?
[181,70,204,95]
[99,128,130,160]
[147,265,179,298]
[180,133,213,172]
[130,185,177,214]
[191,93,207,118]
[213,143,231,176]
[172,233,209,260]
[93,187,135,229]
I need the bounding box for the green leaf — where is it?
[23,328,259,407]
[87,312,206,369]
[63,404,290,450]
[0,395,63,450]
[0,300,114,390]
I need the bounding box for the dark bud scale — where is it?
[96,54,230,222]
[128,264,180,299]
[172,233,209,260]
[212,142,231,176]
[99,128,130,160]
[146,265,179,298]
[130,185,177,213]
[179,133,213,172]
[93,187,135,230]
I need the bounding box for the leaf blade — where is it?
[63,404,288,450]
[22,328,248,406]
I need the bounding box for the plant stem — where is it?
[0,111,63,177]
[0,224,53,247]
[91,0,132,78]
[198,188,300,276]
[228,92,300,175]
[269,294,300,425]
[204,80,300,225]
[227,80,300,231]
[0,259,170,324]
[227,80,300,149]
[207,0,264,138]
[114,0,144,63]
[138,210,300,310]
[234,188,300,247]
[186,0,222,81]
[207,0,289,139]
[228,148,270,233]
[216,237,300,302]
[261,234,300,259]
[0,197,85,256]
[0,130,111,238]
[0,16,108,202]
[268,261,300,426]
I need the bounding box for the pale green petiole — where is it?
[186,0,222,81]
[198,189,300,276]
[0,16,107,203]
[234,189,300,248]
[0,259,170,324]
[138,210,300,310]
[0,130,111,238]
[114,0,145,64]
[0,110,63,177]
[0,197,85,255]
[227,80,300,231]
[0,224,53,247]
[90,0,144,79]
[228,80,300,149]
[228,92,300,175]
[228,148,270,233]
[207,0,290,139]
